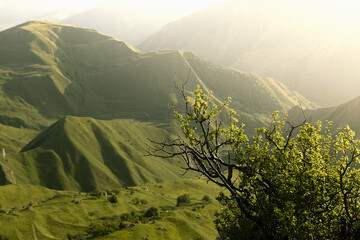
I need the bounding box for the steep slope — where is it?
[7,117,186,192]
[0,124,39,185]
[0,20,141,129]
[0,21,314,191]
[288,95,360,134]
[139,0,360,106]
[0,21,313,132]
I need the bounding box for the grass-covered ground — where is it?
[3,117,189,192]
[0,179,222,240]
[0,21,315,192]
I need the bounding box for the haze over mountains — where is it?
[1,2,360,239]
[2,1,360,239]
[139,0,360,106]
[0,0,225,46]
[0,21,312,191]
[0,0,104,31]
[0,0,358,200]
[289,94,360,133]
[61,0,225,46]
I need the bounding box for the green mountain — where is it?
[0,21,313,128]
[288,95,360,133]
[139,0,360,106]
[6,117,187,192]
[0,21,313,191]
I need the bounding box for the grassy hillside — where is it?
[288,95,360,134]
[0,21,313,131]
[0,21,141,126]
[0,19,320,240]
[139,0,360,106]
[0,179,221,240]
[3,117,189,192]
[0,21,314,191]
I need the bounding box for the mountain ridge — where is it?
[288,94,360,133]
[139,1,360,106]
[0,21,314,191]
[0,21,314,131]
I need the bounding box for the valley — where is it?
[0,1,359,237]
[0,21,312,191]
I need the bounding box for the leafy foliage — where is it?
[88,221,119,237]
[0,21,313,191]
[150,85,360,239]
[131,198,148,205]
[108,195,118,204]
[176,194,191,206]
[202,195,211,203]
[144,207,159,218]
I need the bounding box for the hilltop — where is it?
[0,21,313,129]
[0,21,314,191]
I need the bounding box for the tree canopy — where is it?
[150,85,360,239]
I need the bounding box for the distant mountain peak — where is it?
[0,21,315,191]
[138,1,360,106]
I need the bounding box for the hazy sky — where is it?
[0,0,225,30]
[0,0,225,11]
[2,0,358,31]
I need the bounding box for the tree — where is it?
[176,193,191,206]
[108,195,118,204]
[149,85,360,239]
[144,207,159,218]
